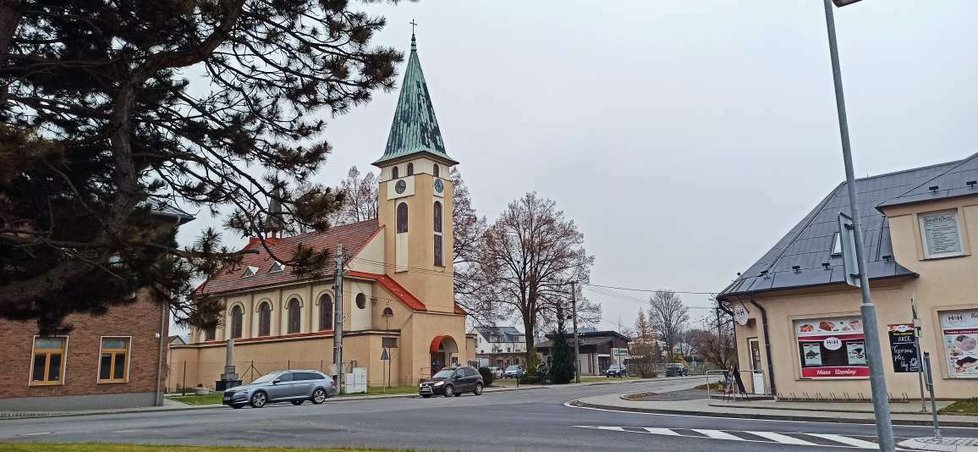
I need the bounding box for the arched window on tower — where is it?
[258,302,271,336]
[433,201,443,267]
[319,294,333,330]
[397,202,408,233]
[407,163,414,176]
[287,298,301,334]
[392,166,399,179]
[433,164,440,178]
[230,305,243,339]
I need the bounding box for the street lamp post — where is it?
[821,1,895,450]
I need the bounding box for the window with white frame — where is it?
[920,210,963,258]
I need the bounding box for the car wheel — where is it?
[230,404,244,409]
[250,391,268,408]
[421,394,431,398]
[473,383,483,396]
[311,388,327,405]
[443,385,455,398]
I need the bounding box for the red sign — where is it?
[801,366,869,379]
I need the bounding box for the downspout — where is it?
[746,293,776,396]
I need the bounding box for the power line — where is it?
[585,282,718,296]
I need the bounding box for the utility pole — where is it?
[822,1,895,449]
[715,304,724,366]
[332,244,345,393]
[571,280,580,384]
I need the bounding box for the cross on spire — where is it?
[410,19,418,34]
[409,19,418,51]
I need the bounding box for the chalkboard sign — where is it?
[888,323,920,373]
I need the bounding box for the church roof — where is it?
[197,220,381,296]
[718,155,978,300]
[374,34,457,167]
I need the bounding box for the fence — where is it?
[169,360,345,393]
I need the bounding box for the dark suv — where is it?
[419,366,484,398]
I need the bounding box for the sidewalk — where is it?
[571,392,978,428]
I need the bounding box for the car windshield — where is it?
[252,372,282,384]
[506,366,520,371]
[432,369,456,379]
[608,365,621,370]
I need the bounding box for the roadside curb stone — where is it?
[900,437,978,451]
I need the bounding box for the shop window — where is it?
[920,210,964,258]
[30,337,66,385]
[98,337,130,383]
[939,309,978,378]
[795,318,869,379]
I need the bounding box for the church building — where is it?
[169,33,470,390]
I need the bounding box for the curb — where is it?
[0,385,550,421]
[899,438,978,451]
[568,400,978,428]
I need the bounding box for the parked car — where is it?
[488,366,504,379]
[419,366,484,398]
[605,364,627,378]
[222,370,338,409]
[503,365,525,378]
[665,363,689,377]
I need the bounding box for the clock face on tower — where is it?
[395,179,407,194]
[433,178,444,194]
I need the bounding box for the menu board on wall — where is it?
[941,310,978,378]
[887,324,920,373]
[921,211,962,256]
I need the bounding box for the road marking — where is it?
[806,433,880,449]
[643,427,680,436]
[595,426,625,432]
[17,431,53,437]
[111,429,143,434]
[746,431,816,446]
[693,429,743,441]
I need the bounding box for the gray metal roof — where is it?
[877,153,978,209]
[474,326,524,343]
[719,156,972,300]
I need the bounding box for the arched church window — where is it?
[433,164,440,178]
[287,297,301,334]
[230,305,243,339]
[392,166,399,179]
[397,203,408,233]
[434,201,444,267]
[407,163,414,176]
[258,301,271,336]
[433,201,443,233]
[319,294,333,330]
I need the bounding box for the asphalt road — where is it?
[1,377,976,451]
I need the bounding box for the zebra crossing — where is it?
[576,425,896,449]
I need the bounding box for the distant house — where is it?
[471,326,526,368]
[536,330,630,376]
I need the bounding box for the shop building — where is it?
[719,154,978,400]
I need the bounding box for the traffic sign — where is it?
[380,348,390,361]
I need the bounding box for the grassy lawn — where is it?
[167,393,224,405]
[339,386,418,397]
[0,444,405,452]
[940,398,978,415]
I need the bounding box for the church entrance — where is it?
[429,335,458,373]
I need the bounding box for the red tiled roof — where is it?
[454,304,467,315]
[199,220,381,296]
[347,270,427,311]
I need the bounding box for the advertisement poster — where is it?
[796,318,863,336]
[941,309,978,378]
[846,341,867,365]
[888,323,920,373]
[802,343,822,366]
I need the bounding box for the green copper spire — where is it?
[374,33,458,166]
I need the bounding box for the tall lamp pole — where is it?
[570,281,581,384]
[822,1,895,449]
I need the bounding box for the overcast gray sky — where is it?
[176,0,978,334]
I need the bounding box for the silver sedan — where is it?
[222,370,338,409]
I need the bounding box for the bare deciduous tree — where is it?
[477,192,596,364]
[334,166,379,224]
[450,168,493,325]
[648,290,689,361]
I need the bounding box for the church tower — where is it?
[374,32,458,313]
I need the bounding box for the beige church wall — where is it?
[348,279,373,331]
[348,231,386,274]
[380,158,450,181]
